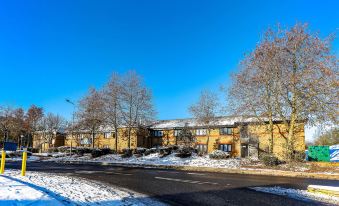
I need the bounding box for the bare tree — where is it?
[120,70,155,148]
[189,90,219,153]
[0,106,15,142]
[11,108,26,148]
[77,88,105,148]
[103,72,123,151]
[228,23,338,159]
[25,105,44,147]
[43,113,65,148]
[227,30,281,153]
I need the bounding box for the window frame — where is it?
[196,144,207,153]
[195,129,207,136]
[219,127,233,135]
[153,130,163,137]
[219,144,232,152]
[174,130,181,136]
[104,132,111,139]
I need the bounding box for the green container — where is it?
[308,146,330,162]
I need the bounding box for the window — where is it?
[103,145,110,149]
[174,130,181,136]
[195,129,207,136]
[153,130,163,137]
[219,144,232,152]
[104,132,111,139]
[196,144,207,153]
[219,128,233,135]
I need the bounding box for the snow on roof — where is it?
[149,116,261,130]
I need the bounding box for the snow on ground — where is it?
[0,170,166,206]
[0,173,63,206]
[251,186,339,205]
[6,156,41,162]
[46,153,242,169]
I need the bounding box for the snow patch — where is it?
[0,170,166,206]
[251,186,339,205]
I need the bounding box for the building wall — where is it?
[32,133,66,152]
[149,122,305,160]
[247,123,305,159]
[64,127,149,152]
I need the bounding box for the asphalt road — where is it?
[5,161,339,206]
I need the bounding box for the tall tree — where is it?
[120,70,155,148]
[0,106,15,142]
[228,23,338,159]
[103,72,123,151]
[11,108,26,147]
[77,88,105,148]
[43,113,65,148]
[313,127,339,146]
[189,90,219,153]
[25,105,44,147]
[227,30,281,153]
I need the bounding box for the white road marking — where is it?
[106,172,133,176]
[187,172,206,176]
[75,171,132,176]
[155,177,219,185]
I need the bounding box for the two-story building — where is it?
[32,116,305,160]
[148,116,305,160]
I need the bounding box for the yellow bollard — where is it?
[0,150,5,174]
[21,150,27,176]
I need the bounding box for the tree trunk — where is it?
[268,117,274,154]
[115,128,118,152]
[92,130,95,148]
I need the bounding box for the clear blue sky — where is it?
[0,0,338,121]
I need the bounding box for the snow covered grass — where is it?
[251,186,339,205]
[42,151,339,176]
[46,153,242,169]
[0,169,166,206]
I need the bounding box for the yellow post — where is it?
[21,150,27,176]
[0,150,5,174]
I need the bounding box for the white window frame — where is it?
[104,132,111,139]
[196,129,207,136]
[174,130,181,136]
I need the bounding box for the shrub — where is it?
[133,147,147,155]
[144,148,157,156]
[260,154,280,166]
[57,146,71,153]
[121,148,133,158]
[48,147,59,153]
[159,147,172,158]
[209,150,230,159]
[167,145,179,151]
[175,147,192,158]
[101,148,114,155]
[292,151,306,162]
[91,149,104,158]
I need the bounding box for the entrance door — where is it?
[241,144,248,158]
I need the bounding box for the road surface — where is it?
[5,161,339,206]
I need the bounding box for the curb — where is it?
[308,185,339,197]
[54,160,339,180]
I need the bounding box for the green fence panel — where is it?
[308,146,330,162]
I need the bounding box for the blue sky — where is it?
[0,0,338,122]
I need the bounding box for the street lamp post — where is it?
[66,99,75,156]
[20,135,24,149]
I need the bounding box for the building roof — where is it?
[148,116,266,130]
